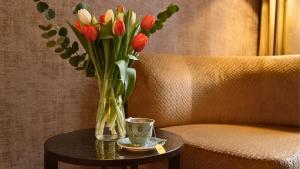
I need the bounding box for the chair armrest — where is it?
[128,54,300,128]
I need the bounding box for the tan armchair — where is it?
[128,54,300,169]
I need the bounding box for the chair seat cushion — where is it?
[162,124,300,169]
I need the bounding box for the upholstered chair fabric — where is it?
[128,54,300,128]
[129,54,300,169]
[163,124,300,169]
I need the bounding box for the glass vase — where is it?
[95,79,126,141]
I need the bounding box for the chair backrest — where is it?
[128,54,300,128]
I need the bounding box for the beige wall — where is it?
[0,0,260,168]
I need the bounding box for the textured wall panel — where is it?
[0,0,260,168]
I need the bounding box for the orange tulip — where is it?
[141,15,155,31]
[131,33,148,52]
[81,25,98,41]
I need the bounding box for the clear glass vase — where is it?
[95,79,126,141]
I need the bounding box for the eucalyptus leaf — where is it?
[46,41,56,47]
[60,52,70,59]
[45,9,55,20]
[72,2,89,14]
[69,56,80,67]
[78,54,86,61]
[66,47,76,55]
[72,42,79,51]
[41,32,50,39]
[58,27,68,36]
[157,12,167,22]
[61,37,70,49]
[149,27,156,34]
[154,20,163,30]
[84,60,95,77]
[79,53,87,60]
[54,47,64,53]
[47,30,57,37]
[56,36,65,45]
[76,67,84,70]
[36,2,48,13]
[69,54,86,67]
[167,4,179,14]
[166,11,172,18]
[38,24,52,31]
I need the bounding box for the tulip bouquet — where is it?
[33,1,179,140]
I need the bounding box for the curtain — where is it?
[259,0,300,55]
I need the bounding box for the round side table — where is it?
[44,129,184,169]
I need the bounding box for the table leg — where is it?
[168,154,180,169]
[130,164,138,169]
[44,153,58,169]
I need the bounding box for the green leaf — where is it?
[99,35,114,40]
[166,11,172,18]
[38,24,52,31]
[69,56,79,67]
[61,37,70,49]
[36,2,48,13]
[115,60,127,84]
[76,67,84,70]
[46,41,56,47]
[72,42,79,51]
[60,52,71,59]
[54,47,64,53]
[47,29,57,37]
[167,4,179,14]
[155,20,163,30]
[128,54,139,61]
[124,68,136,102]
[69,54,86,67]
[56,36,65,45]
[130,23,140,40]
[66,47,76,55]
[149,27,156,34]
[114,79,125,96]
[157,12,168,22]
[58,27,68,36]
[45,9,55,20]
[72,2,89,14]
[83,59,95,77]
[41,32,50,39]
[79,53,86,61]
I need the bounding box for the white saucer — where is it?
[117,137,166,152]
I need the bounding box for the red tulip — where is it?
[113,19,126,36]
[81,25,98,41]
[99,15,105,26]
[75,20,82,32]
[131,33,148,52]
[141,15,155,31]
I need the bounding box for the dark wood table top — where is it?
[44,129,184,167]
